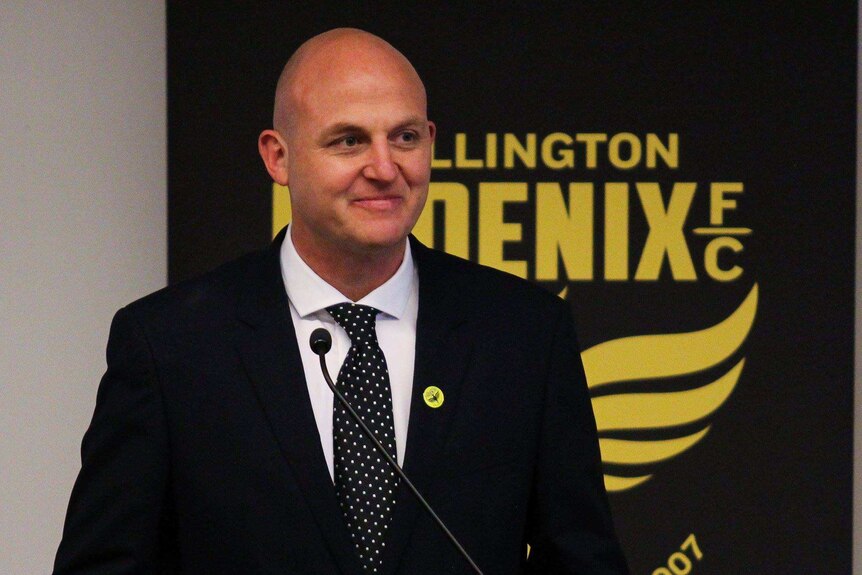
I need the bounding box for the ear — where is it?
[427,121,436,142]
[258,129,289,185]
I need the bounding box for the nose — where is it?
[362,141,398,183]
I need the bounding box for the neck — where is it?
[292,233,406,301]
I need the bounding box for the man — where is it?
[54,28,629,574]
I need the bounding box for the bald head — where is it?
[257,27,435,296]
[273,28,426,134]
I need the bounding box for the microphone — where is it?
[310,327,332,355]
[309,328,483,575]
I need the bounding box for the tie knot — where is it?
[327,303,380,346]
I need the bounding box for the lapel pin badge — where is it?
[423,386,444,408]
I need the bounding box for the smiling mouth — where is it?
[352,196,403,211]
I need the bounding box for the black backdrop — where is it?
[168,4,856,573]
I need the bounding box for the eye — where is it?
[396,131,419,144]
[342,135,359,147]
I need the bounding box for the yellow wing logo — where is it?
[580,284,758,492]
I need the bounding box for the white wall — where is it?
[0,2,166,573]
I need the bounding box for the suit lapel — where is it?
[231,233,476,574]
[232,232,362,575]
[381,238,476,575]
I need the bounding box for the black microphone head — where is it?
[310,328,332,355]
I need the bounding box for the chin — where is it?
[350,231,410,254]
[358,221,412,243]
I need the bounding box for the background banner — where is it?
[168,5,856,573]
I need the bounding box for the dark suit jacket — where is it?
[54,231,628,574]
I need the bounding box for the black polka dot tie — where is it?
[327,303,399,573]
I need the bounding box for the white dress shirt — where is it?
[280,226,418,481]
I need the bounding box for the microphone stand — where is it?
[312,330,483,575]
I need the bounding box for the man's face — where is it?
[282,49,435,260]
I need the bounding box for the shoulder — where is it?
[121,244,277,330]
[410,237,568,321]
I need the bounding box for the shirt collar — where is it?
[280,225,415,320]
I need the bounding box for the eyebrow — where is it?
[321,122,365,136]
[391,116,427,131]
[319,117,427,140]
